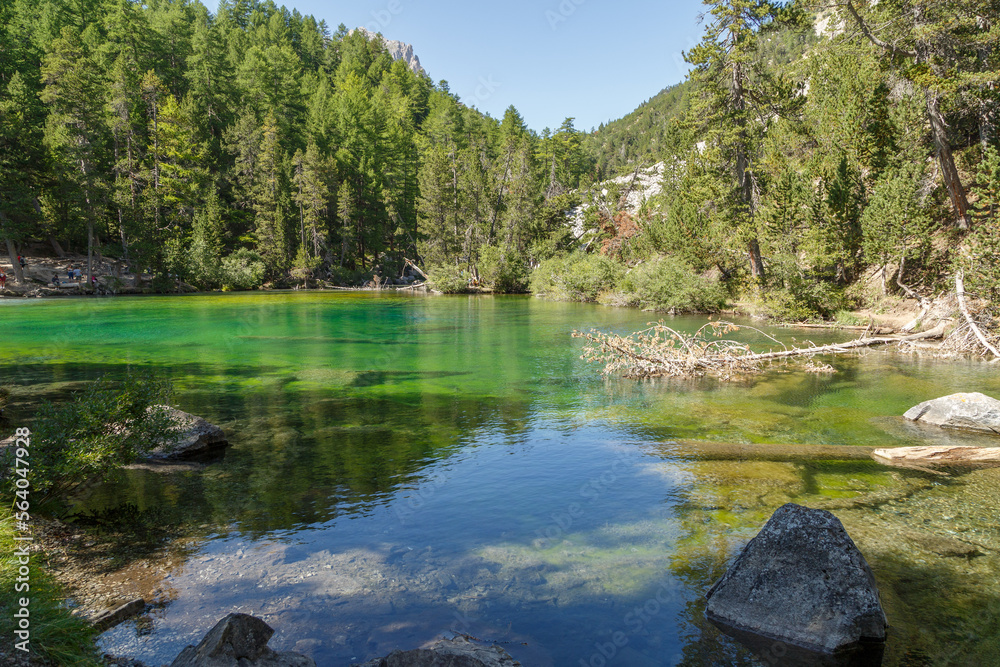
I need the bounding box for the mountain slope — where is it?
[583,81,693,180]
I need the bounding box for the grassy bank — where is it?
[0,510,101,666]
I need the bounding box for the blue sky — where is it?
[258,0,709,133]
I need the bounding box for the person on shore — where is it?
[18,255,26,270]
[0,270,6,289]
[74,268,82,280]
[52,273,61,287]
[67,266,74,280]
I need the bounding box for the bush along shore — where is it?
[0,373,209,666]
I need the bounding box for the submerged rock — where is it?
[901,530,983,558]
[706,503,887,654]
[353,636,520,667]
[904,392,1000,434]
[92,598,145,632]
[147,407,228,460]
[170,613,315,667]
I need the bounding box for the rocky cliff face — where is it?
[350,28,423,73]
[566,162,667,240]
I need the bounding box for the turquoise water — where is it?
[2,293,998,666]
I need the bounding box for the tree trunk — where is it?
[733,63,764,279]
[87,220,93,291]
[118,208,130,267]
[49,235,66,258]
[5,238,24,284]
[747,238,764,280]
[926,92,972,230]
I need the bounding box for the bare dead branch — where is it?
[574,320,949,380]
[955,270,1000,359]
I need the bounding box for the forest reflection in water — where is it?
[1,292,998,665]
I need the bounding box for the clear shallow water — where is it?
[2,293,999,666]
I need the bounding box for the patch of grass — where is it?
[0,510,101,666]
[832,310,867,326]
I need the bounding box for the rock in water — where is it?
[705,503,887,654]
[148,406,228,460]
[92,598,145,632]
[903,392,1000,434]
[170,613,315,667]
[352,636,520,667]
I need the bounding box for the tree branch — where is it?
[842,1,918,59]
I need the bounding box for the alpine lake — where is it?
[2,292,999,666]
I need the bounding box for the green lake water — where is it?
[2,292,999,666]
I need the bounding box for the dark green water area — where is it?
[2,293,998,666]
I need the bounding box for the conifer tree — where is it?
[684,0,797,280]
[842,0,1000,229]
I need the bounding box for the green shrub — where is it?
[326,265,369,286]
[530,253,624,302]
[428,263,472,293]
[187,236,223,289]
[9,373,178,504]
[478,246,529,293]
[220,248,267,291]
[761,276,850,321]
[290,246,322,285]
[620,256,728,313]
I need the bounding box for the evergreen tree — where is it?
[252,112,288,273]
[684,0,797,280]
[292,141,330,259]
[42,25,110,283]
[842,0,1000,229]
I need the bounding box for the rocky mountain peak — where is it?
[350,28,423,74]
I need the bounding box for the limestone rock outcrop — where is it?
[350,28,423,73]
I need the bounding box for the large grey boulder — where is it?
[904,392,1000,435]
[353,636,520,667]
[148,407,228,460]
[706,503,887,654]
[170,613,314,667]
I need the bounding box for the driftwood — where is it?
[575,320,950,379]
[873,445,1000,467]
[403,257,428,281]
[780,322,892,335]
[955,270,1000,359]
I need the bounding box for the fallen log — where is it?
[779,322,891,334]
[575,320,951,379]
[873,445,1000,467]
[739,320,950,363]
[402,257,428,281]
[659,440,876,462]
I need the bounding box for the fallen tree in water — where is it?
[873,445,1000,467]
[573,320,950,379]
